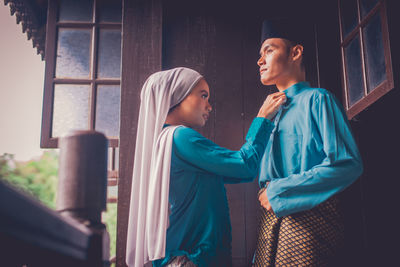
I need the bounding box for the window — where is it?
[338,0,393,119]
[41,0,122,148]
[41,0,121,193]
[40,0,122,262]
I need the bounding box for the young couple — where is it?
[126,19,363,267]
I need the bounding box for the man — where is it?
[253,19,363,266]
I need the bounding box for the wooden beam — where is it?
[117,0,162,266]
[0,180,101,267]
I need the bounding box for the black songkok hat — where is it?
[261,19,309,45]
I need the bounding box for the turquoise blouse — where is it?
[153,118,273,267]
[259,82,363,218]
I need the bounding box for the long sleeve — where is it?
[173,117,274,181]
[267,91,363,217]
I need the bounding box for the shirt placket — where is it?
[259,107,284,188]
[268,107,284,176]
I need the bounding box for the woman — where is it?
[126,67,286,267]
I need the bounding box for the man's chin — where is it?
[260,78,274,86]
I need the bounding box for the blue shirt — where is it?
[259,82,363,218]
[153,118,273,267]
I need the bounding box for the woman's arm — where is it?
[173,118,274,181]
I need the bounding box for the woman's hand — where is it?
[257,92,287,120]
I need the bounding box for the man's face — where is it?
[257,38,292,86]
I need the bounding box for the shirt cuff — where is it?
[266,186,287,218]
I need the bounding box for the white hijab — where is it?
[126,67,203,267]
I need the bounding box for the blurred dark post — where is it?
[57,130,109,267]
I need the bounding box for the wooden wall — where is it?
[117,0,400,266]
[118,0,320,266]
[316,0,400,266]
[118,0,162,266]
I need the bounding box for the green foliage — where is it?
[0,151,58,208]
[0,152,117,260]
[103,202,118,260]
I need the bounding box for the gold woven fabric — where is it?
[253,196,344,267]
[166,256,197,267]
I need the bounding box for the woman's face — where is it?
[172,79,212,128]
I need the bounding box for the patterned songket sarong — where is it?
[253,196,344,267]
[166,256,197,267]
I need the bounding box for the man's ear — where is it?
[292,44,304,62]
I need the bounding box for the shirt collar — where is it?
[282,81,310,98]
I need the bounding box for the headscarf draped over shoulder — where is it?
[126,67,203,267]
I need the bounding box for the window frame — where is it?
[338,0,393,119]
[41,0,121,149]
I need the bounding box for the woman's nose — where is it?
[207,102,212,112]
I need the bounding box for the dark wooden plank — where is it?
[213,13,247,266]
[162,1,217,140]
[0,180,101,267]
[242,12,271,266]
[117,0,162,266]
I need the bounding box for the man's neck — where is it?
[275,71,306,91]
[276,79,305,91]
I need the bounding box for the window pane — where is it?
[345,35,365,106]
[98,0,122,23]
[360,0,379,18]
[52,84,90,138]
[95,85,121,137]
[363,11,386,92]
[59,0,94,22]
[56,29,91,78]
[340,0,359,38]
[97,29,122,78]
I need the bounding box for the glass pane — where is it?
[98,0,122,23]
[345,35,365,106]
[52,84,90,138]
[363,12,386,92]
[97,29,122,78]
[59,0,94,22]
[360,0,379,18]
[56,29,91,78]
[340,0,359,38]
[95,85,121,137]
